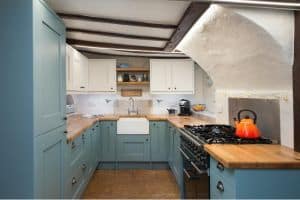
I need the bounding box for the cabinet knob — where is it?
[92,128,95,131]
[80,86,85,89]
[64,130,68,134]
[168,87,171,90]
[111,87,113,90]
[174,87,177,90]
[72,177,77,185]
[217,162,224,171]
[146,139,149,142]
[81,163,87,170]
[216,181,224,192]
[63,117,67,120]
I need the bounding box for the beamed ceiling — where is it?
[46,0,209,58]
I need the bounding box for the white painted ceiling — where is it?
[46,0,191,57]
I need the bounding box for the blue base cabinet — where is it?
[210,157,300,199]
[150,121,169,162]
[100,121,117,162]
[35,126,66,198]
[117,135,150,162]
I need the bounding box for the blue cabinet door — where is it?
[117,135,150,162]
[100,121,116,162]
[150,121,169,162]
[168,124,175,168]
[173,129,183,188]
[35,126,66,198]
[34,0,66,136]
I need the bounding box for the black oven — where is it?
[179,131,210,199]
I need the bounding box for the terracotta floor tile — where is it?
[82,169,180,199]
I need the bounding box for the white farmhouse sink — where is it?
[117,118,149,135]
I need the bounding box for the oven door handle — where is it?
[179,147,191,161]
[191,161,207,175]
[178,129,201,146]
[183,168,192,179]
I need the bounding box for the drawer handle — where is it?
[216,181,224,192]
[72,177,77,185]
[82,163,87,170]
[217,162,224,171]
[71,142,76,149]
[179,147,190,161]
[80,86,85,89]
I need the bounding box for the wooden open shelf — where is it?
[116,67,150,72]
[117,81,150,86]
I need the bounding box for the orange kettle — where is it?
[234,109,261,139]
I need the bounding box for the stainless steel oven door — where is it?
[180,147,210,199]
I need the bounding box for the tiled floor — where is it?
[82,169,180,199]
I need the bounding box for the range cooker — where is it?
[178,124,273,199]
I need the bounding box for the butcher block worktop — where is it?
[66,114,211,141]
[204,144,300,169]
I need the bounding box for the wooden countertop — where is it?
[66,114,211,141]
[204,144,300,169]
[66,115,99,142]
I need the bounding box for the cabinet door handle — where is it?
[71,142,76,149]
[217,162,224,171]
[64,131,68,134]
[72,177,77,185]
[80,86,85,89]
[216,181,224,192]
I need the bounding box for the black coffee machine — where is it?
[178,99,192,116]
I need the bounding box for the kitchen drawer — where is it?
[68,134,83,165]
[210,158,235,185]
[210,173,236,199]
[65,160,84,198]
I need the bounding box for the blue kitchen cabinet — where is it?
[35,126,66,198]
[168,124,175,168]
[117,135,150,162]
[210,157,300,199]
[173,129,183,188]
[1,0,66,198]
[34,0,66,136]
[150,121,169,162]
[100,121,117,162]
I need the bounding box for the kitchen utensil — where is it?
[123,73,130,82]
[130,74,137,82]
[167,108,177,115]
[117,74,123,82]
[234,109,261,139]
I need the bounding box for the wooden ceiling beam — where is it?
[78,49,189,59]
[66,28,169,41]
[164,2,209,51]
[58,13,177,29]
[67,39,164,51]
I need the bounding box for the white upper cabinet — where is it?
[150,59,194,94]
[66,45,89,92]
[88,59,116,92]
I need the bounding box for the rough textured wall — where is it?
[177,5,294,148]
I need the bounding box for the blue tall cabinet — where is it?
[0,0,66,198]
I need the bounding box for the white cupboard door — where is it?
[70,49,88,91]
[107,60,117,92]
[171,60,194,94]
[80,55,89,90]
[89,59,116,92]
[150,60,172,93]
[66,45,73,91]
